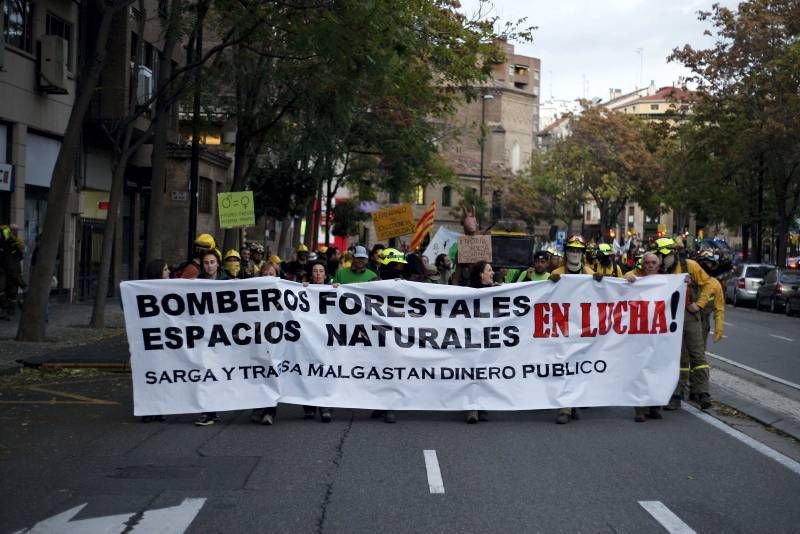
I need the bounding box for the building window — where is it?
[650,104,659,111]
[198,177,213,213]
[511,142,521,173]
[645,213,660,224]
[3,0,34,53]
[441,186,451,207]
[414,185,425,205]
[46,13,74,70]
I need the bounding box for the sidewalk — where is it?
[0,297,129,374]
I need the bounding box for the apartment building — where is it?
[1,1,230,300]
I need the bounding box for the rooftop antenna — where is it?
[549,70,553,99]
[636,48,644,89]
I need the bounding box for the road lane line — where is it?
[769,334,794,342]
[423,450,445,494]
[638,501,696,534]
[707,351,800,391]
[683,404,800,476]
[723,321,734,326]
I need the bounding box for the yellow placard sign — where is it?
[372,203,415,240]
[218,191,255,228]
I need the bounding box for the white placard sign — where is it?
[121,275,686,415]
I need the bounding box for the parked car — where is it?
[725,263,773,306]
[785,285,800,317]
[787,256,799,269]
[755,268,800,312]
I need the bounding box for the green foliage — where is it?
[331,200,369,238]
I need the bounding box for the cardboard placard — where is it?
[218,191,255,228]
[372,203,415,240]
[457,235,492,264]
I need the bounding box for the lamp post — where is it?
[478,93,494,220]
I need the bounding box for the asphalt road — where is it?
[2,373,800,533]
[712,305,800,385]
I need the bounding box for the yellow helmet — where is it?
[269,254,282,264]
[194,233,216,250]
[655,237,676,255]
[224,249,241,261]
[379,248,407,265]
[318,245,328,254]
[597,243,613,255]
[296,243,309,252]
[565,234,586,249]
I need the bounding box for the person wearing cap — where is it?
[223,249,247,279]
[593,243,624,278]
[547,246,563,272]
[332,245,379,284]
[248,242,266,277]
[178,233,216,279]
[549,234,596,425]
[516,250,551,282]
[626,236,718,411]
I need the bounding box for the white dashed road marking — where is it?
[769,334,794,342]
[638,501,696,534]
[423,450,445,494]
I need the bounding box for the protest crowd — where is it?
[138,207,725,428]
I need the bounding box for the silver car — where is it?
[725,263,774,306]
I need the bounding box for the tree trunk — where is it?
[145,0,182,264]
[222,128,250,252]
[324,176,333,246]
[277,215,292,260]
[16,1,118,341]
[90,152,129,328]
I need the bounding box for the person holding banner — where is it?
[195,249,228,426]
[223,250,247,279]
[516,250,550,282]
[465,260,497,424]
[549,234,596,425]
[630,252,665,422]
[593,244,625,278]
[301,262,335,423]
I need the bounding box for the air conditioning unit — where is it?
[136,65,153,107]
[39,35,69,94]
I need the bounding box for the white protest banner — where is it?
[422,226,461,265]
[121,276,686,416]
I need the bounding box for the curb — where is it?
[711,387,800,442]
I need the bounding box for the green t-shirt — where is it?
[332,268,379,284]
[516,270,550,282]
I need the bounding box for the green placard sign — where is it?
[218,191,255,228]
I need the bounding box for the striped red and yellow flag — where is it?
[410,200,436,251]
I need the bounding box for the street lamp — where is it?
[478,93,494,220]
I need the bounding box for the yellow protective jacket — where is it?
[627,257,714,310]
[702,277,725,340]
[592,263,624,277]
[551,264,594,276]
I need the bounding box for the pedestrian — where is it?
[367,244,386,274]
[0,224,25,319]
[252,262,280,425]
[549,234,596,424]
[302,261,334,423]
[695,249,725,349]
[593,243,624,277]
[625,252,665,422]
[433,253,453,284]
[465,260,497,424]
[178,233,216,279]
[325,247,340,278]
[285,244,313,281]
[239,246,252,277]
[223,249,246,279]
[627,237,717,410]
[140,258,170,423]
[248,242,265,277]
[332,245,379,284]
[516,250,551,282]
[195,248,227,426]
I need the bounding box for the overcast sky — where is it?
[459,0,739,102]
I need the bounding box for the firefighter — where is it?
[549,234,597,424]
[654,237,718,410]
[593,243,624,277]
[249,242,266,277]
[696,249,725,352]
